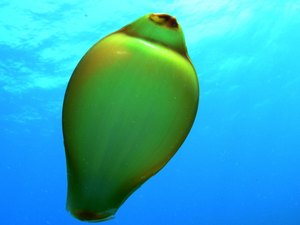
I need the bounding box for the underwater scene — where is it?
[1,0,300,224]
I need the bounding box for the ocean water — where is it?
[1,0,300,225]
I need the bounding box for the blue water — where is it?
[1,1,300,224]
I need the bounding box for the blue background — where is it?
[1,0,300,224]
